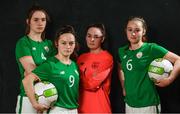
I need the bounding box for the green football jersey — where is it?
[118,43,168,107]
[16,36,56,96]
[32,57,79,109]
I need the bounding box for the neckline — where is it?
[128,43,146,52]
[89,50,106,55]
[54,56,72,66]
[26,35,43,43]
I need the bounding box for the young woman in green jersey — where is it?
[23,25,79,113]
[118,17,180,113]
[15,6,55,113]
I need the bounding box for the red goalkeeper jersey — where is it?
[77,50,113,113]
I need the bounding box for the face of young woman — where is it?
[56,33,75,57]
[126,20,145,44]
[28,11,47,34]
[86,27,104,51]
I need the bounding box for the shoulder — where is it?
[78,52,89,57]
[15,36,31,50]
[118,44,128,52]
[101,51,113,65]
[43,39,53,45]
[102,50,113,60]
[145,42,157,46]
[16,36,28,45]
[44,39,53,43]
[46,56,58,64]
[77,52,89,61]
[145,42,165,49]
[71,60,78,66]
[117,45,129,61]
[118,44,129,56]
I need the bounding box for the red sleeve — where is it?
[82,67,112,91]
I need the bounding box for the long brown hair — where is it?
[25,5,50,40]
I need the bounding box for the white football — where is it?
[148,58,173,82]
[34,81,58,107]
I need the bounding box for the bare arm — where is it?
[118,62,126,96]
[156,51,180,87]
[22,73,48,111]
[19,56,36,76]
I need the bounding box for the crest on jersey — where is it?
[91,62,100,69]
[136,52,143,58]
[44,46,49,52]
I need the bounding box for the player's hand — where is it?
[155,77,172,87]
[33,103,49,112]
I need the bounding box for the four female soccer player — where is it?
[15,5,180,113]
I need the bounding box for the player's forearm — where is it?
[24,64,36,75]
[164,52,180,83]
[118,63,124,86]
[20,56,37,76]
[168,59,180,83]
[22,73,38,107]
[118,67,125,88]
[118,70,126,96]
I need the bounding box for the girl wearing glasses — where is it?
[77,23,113,113]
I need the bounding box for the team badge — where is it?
[32,47,36,50]
[136,52,143,58]
[44,46,49,52]
[91,62,100,69]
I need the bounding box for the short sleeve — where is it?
[151,43,168,58]
[15,39,31,59]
